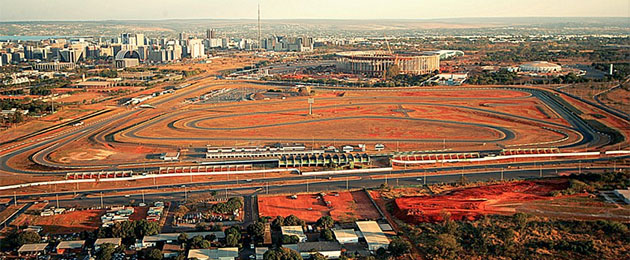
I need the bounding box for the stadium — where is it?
[335,51,440,77]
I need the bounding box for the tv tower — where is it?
[258,1,262,50]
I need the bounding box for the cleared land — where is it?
[258,190,381,223]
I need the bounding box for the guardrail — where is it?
[392,151,604,165]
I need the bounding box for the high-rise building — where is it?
[59,48,84,63]
[1,53,12,65]
[121,33,136,46]
[206,29,216,39]
[187,39,205,58]
[23,46,34,60]
[136,34,145,46]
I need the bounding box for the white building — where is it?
[356,221,389,252]
[281,226,307,243]
[333,229,359,244]
[187,248,239,260]
[188,39,206,58]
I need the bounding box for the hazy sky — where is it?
[0,0,628,21]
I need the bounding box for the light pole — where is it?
[100,192,104,208]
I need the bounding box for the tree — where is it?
[248,221,266,243]
[283,215,304,226]
[311,253,327,260]
[388,237,411,258]
[16,231,41,246]
[178,233,188,244]
[320,229,334,241]
[264,247,303,260]
[146,248,163,260]
[226,234,240,247]
[281,235,300,245]
[272,216,285,230]
[316,216,334,229]
[432,233,460,259]
[96,243,117,260]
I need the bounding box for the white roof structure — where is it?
[332,229,359,244]
[56,240,85,250]
[356,221,389,251]
[614,189,630,204]
[18,243,48,253]
[187,248,239,260]
[281,226,306,242]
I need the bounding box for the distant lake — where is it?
[0,35,85,41]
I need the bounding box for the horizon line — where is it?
[1,16,628,23]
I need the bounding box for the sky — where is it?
[0,0,628,21]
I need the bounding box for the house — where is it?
[162,244,184,258]
[17,243,48,257]
[297,241,342,259]
[94,238,122,251]
[281,226,307,242]
[56,240,85,254]
[356,221,389,252]
[333,229,359,244]
[187,247,239,260]
[255,247,268,260]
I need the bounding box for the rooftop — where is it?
[297,241,342,252]
[187,247,239,259]
[56,240,85,249]
[18,243,48,252]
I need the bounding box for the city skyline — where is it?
[0,0,628,22]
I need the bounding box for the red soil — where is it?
[258,190,381,223]
[393,180,568,223]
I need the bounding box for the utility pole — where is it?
[501,168,504,182]
[346,177,349,190]
[142,191,145,204]
[13,192,17,206]
[578,161,581,174]
[306,179,309,193]
[100,192,104,208]
[56,194,59,208]
[539,164,543,178]
[184,186,188,202]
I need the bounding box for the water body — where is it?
[0,36,86,41]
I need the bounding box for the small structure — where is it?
[255,247,268,260]
[519,61,562,73]
[356,221,389,252]
[18,243,48,257]
[187,247,239,260]
[281,226,307,243]
[94,238,122,251]
[333,229,359,244]
[614,189,630,204]
[160,152,180,161]
[162,244,184,258]
[56,240,85,254]
[297,241,342,259]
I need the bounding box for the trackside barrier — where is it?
[605,151,630,155]
[300,167,394,176]
[392,152,601,165]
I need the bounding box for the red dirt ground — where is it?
[12,208,105,234]
[258,190,381,223]
[393,180,569,223]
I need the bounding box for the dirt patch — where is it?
[258,190,381,223]
[393,180,569,223]
[12,207,105,234]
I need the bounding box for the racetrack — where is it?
[0,81,623,177]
